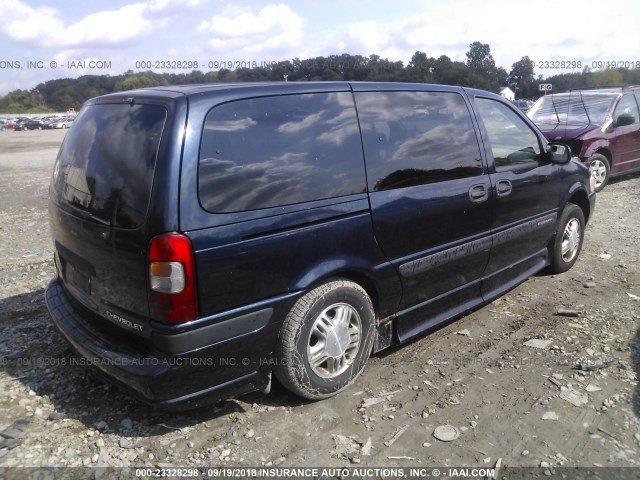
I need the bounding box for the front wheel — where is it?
[274,279,375,400]
[549,203,585,273]
[588,153,610,192]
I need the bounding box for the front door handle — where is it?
[469,183,489,203]
[496,179,512,197]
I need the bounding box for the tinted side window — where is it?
[199,92,365,213]
[355,91,483,191]
[613,94,640,125]
[475,97,541,169]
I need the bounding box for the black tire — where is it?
[274,279,375,400]
[549,203,585,273]
[588,153,610,192]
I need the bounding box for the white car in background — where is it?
[52,116,75,129]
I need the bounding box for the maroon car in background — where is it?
[528,86,640,191]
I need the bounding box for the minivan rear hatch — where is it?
[49,100,168,340]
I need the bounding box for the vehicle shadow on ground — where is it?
[632,326,640,419]
[609,170,640,189]
[0,289,316,438]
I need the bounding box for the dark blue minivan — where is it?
[46,82,596,408]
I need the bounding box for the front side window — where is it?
[613,94,640,125]
[199,92,366,213]
[355,91,483,191]
[475,97,542,169]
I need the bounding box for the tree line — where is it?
[2,41,639,113]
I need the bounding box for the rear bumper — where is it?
[45,278,287,409]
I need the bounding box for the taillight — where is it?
[148,233,198,324]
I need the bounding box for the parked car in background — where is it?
[514,99,535,113]
[46,82,595,408]
[9,118,28,130]
[16,118,48,131]
[0,119,6,131]
[528,86,640,191]
[15,119,36,130]
[41,117,59,129]
[51,116,75,129]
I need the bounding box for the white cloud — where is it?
[0,0,201,49]
[0,1,151,48]
[334,0,640,72]
[67,4,153,46]
[337,21,390,56]
[147,0,202,12]
[197,4,303,56]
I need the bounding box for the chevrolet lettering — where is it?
[105,311,144,332]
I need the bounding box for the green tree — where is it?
[3,48,639,111]
[0,89,37,113]
[585,69,625,88]
[404,51,433,83]
[116,75,155,91]
[465,41,495,72]
[508,56,536,98]
[464,41,500,91]
[621,68,640,85]
[432,55,470,86]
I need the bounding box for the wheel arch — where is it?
[298,267,383,317]
[584,144,612,165]
[293,266,401,353]
[595,148,612,165]
[566,187,592,224]
[291,256,402,320]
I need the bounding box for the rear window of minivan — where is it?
[51,104,166,229]
[198,92,366,213]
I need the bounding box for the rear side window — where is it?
[199,92,366,213]
[52,103,166,229]
[355,91,483,191]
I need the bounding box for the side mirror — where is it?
[614,114,635,128]
[546,142,572,164]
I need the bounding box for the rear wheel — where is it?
[549,203,585,273]
[274,279,375,399]
[589,153,610,192]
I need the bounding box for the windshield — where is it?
[52,103,167,229]
[528,93,618,127]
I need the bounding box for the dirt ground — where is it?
[0,129,639,476]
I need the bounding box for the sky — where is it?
[1,0,640,95]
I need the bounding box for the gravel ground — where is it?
[0,129,639,477]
